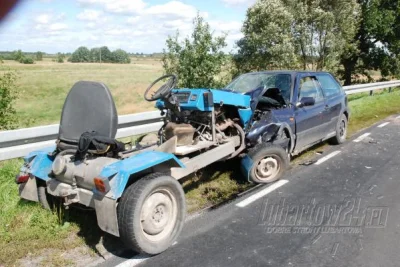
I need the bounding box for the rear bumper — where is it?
[47,179,95,208]
[19,178,120,237]
[47,179,120,236]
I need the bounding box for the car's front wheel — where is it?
[248,143,289,184]
[118,173,186,255]
[330,113,348,145]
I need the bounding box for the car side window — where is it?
[316,74,341,98]
[298,76,324,103]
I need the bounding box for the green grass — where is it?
[347,89,400,135]
[0,58,162,127]
[0,160,83,266]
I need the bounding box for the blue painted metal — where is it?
[238,108,253,127]
[210,89,250,108]
[100,151,185,199]
[240,155,253,182]
[24,145,55,163]
[24,149,55,181]
[156,89,251,111]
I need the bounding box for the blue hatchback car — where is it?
[225,71,349,157]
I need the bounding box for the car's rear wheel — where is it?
[248,143,289,184]
[330,113,348,145]
[118,173,186,255]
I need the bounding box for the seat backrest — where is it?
[58,81,118,143]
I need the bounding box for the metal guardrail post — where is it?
[370,90,373,96]
[389,87,392,93]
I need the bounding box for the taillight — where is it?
[94,177,110,194]
[15,174,30,184]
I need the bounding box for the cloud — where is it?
[221,0,256,6]
[31,12,68,36]
[48,23,68,31]
[0,0,245,53]
[76,9,103,21]
[35,14,51,24]
[145,1,198,19]
[78,0,147,14]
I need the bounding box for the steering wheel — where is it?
[144,74,177,102]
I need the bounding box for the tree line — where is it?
[163,0,400,86]
[68,46,131,64]
[0,46,133,64]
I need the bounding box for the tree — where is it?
[0,70,18,130]
[234,0,298,73]
[12,50,23,62]
[287,0,360,71]
[340,0,400,84]
[90,48,100,62]
[35,51,43,61]
[69,46,90,62]
[162,15,229,88]
[99,46,113,63]
[112,49,131,64]
[235,0,360,73]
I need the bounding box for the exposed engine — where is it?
[162,105,244,148]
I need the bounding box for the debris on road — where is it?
[300,160,317,166]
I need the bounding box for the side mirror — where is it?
[296,97,315,108]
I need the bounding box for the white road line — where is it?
[236,179,288,208]
[378,122,390,128]
[353,133,371,143]
[314,151,341,165]
[115,255,150,267]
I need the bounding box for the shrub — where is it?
[19,57,34,64]
[0,70,18,130]
[56,53,65,63]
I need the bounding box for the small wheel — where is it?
[118,173,186,255]
[248,143,289,184]
[330,113,347,145]
[37,180,59,210]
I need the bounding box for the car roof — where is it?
[245,70,331,75]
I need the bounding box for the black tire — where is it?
[118,173,186,255]
[329,113,348,145]
[38,185,51,210]
[248,143,289,184]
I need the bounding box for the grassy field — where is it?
[0,58,162,127]
[1,59,400,266]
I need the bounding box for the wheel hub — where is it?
[255,157,280,181]
[339,120,346,137]
[140,189,178,241]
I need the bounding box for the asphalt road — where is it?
[98,114,400,267]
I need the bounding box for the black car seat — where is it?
[57,81,118,151]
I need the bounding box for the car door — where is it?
[315,73,344,136]
[294,74,327,151]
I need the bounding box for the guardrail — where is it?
[343,80,400,95]
[0,111,164,161]
[1,80,399,161]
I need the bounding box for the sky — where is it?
[0,0,256,54]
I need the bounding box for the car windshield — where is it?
[225,73,292,102]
